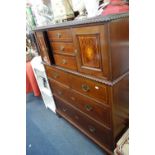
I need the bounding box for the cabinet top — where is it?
[33,12,129,31]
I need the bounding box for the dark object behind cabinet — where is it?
[34,13,129,155]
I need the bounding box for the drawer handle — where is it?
[53,72,59,78]
[85,104,93,111]
[70,97,75,101]
[60,46,64,51]
[57,33,61,38]
[62,108,67,112]
[82,84,90,92]
[62,59,67,64]
[74,49,78,55]
[88,126,96,133]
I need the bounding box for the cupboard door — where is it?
[35,32,52,64]
[72,25,110,80]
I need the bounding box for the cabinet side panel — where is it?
[109,18,129,80]
[112,74,129,141]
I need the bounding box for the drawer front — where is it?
[69,74,109,105]
[49,80,70,100]
[47,29,72,42]
[45,65,69,86]
[51,42,75,56]
[51,80,111,128]
[54,54,77,71]
[55,96,113,150]
[68,89,111,128]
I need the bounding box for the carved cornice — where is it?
[33,13,129,31]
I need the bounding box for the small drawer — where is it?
[69,74,109,105]
[55,96,113,150]
[54,54,77,71]
[45,65,70,86]
[47,29,72,42]
[51,80,111,128]
[51,42,75,56]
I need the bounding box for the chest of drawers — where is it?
[34,13,129,154]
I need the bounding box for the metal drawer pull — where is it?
[53,72,59,78]
[82,84,90,92]
[57,33,61,38]
[60,46,64,51]
[74,49,78,54]
[62,108,67,112]
[88,126,96,133]
[85,104,92,111]
[71,97,75,101]
[62,59,67,64]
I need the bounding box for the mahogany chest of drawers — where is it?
[34,13,129,154]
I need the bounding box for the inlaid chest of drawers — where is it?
[34,13,129,154]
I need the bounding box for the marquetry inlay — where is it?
[77,34,101,69]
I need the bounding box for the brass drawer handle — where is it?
[60,46,64,51]
[62,59,67,64]
[74,49,78,55]
[81,84,90,92]
[57,33,61,38]
[88,126,96,133]
[62,108,67,112]
[53,72,59,78]
[70,97,75,101]
[84,104,93,111]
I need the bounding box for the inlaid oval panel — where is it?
[77,34,101,68]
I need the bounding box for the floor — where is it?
[26,93,106,155]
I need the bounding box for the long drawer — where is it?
[50,80,111,128]
[69,73,109,105]
[55,96,113,150]
[45,66,109,105]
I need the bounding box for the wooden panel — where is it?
[55,96,114,150]
[47,28,72,42]
[109,18,129,80]
[50,80,111,128]
[72,25,110,80]
[51,42,75,55]
[69,73,109,105]
[111,74,129,140]
[35,32,51,64]
[44,65,70,86]
[54,54,77,71]
[77,34,101,68]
